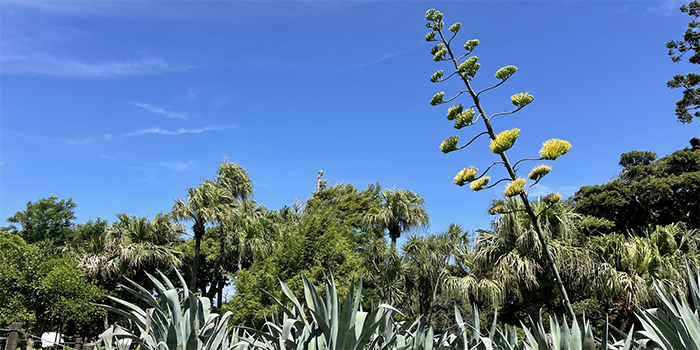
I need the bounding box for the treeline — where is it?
[0,142,698,340]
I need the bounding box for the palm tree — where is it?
[82,212,185,287]
[591,223,700,304]
[403,224,465,324]
[448,198,591,323]
[208,160,255,305]
[172,181,220,292]
[364,189,429,245]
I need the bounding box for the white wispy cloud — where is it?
[152,161,192,171]
[1,55,192,78]
[336,47,415,72]
[646,0,682,16]
[184,89,202,103]
[9,125,233,145]
[134,103,192,120]
[124,125,233,137]
[128,166,157,183]
[10,130,96,145]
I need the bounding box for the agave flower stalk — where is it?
[425,9,576,320]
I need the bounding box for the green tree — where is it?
[364,189,429,245]
[424,9,576,319]
[667,0,700,123]
[574,147,700,232]
[224,182,381,327]
[0,230,104,337]
[5,196,77,245]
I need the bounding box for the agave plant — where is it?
[633,259,700,350]
[251,274,400,350]
[96,270,249,350]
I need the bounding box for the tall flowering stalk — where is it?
[425,9,576,320]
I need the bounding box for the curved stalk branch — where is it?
[524,178,542,194]
[512,157,544,169]
[482,178,510,190]
[488,107,522,121]
[442,90,470,104]
[457,131,489,150]
[476,79,509,98]
[456,49,475,62]
[475,161,504,179]
[535,202,559,218]
[448,32,458,45]
[500,209,528,215]
[440,71,461,82]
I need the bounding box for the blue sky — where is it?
[1,0,697,239]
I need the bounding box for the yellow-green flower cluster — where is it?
[511,92,535,108]
[464,39,479,52]
[425,31,436,42]
[504,178,526,197]
[528,164,552,181]
[470,176,489,191]
[488,204,506,215]
[430,44,447,61]
[543,193,562,204]
[425,9,444,30]
[449,22,462,33]
[453,167,478,186]
[489,128,520,154]
[430,92,445,106]
[539,139,572,160]
[458,56,480,78]
[430,70,444,83]
[440,136,459,154]
[495,65,518,80]
[446,104,463,120]
[454,108,476,129]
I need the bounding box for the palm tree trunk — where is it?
[191,220,205,292]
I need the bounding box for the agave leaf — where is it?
[678,301,700,350]
[571,317,581,350]
[279,278,308,323]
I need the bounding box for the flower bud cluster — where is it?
[425,32,436,42]
[528,165,552,181]
[464,39,479,52]
[470,176,490,191]
[446,104,463,120]
[453,108,475,129]
[440,136,459,154]
[504,178,526,197]
[489,128,520,154]
[511,92,535,108]
[458,56,480,78]
[539,139,572,160]
[495,65,518,80]
[433,49,448,61]
[542,193,562,204]
[453,166,478,186]
[488,204,506,215]
[449,22,462,33]
[430,70,444,83]
[425,9,444,30]
[430,92,445,106]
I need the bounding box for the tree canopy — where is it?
[668,0,700,123]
